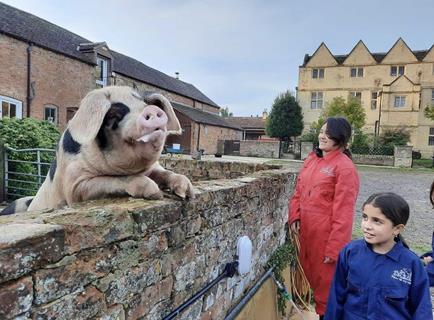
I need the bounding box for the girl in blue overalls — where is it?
[324,192,432,319]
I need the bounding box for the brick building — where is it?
[0,2,241,154]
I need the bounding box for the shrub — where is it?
[0,117,60,198]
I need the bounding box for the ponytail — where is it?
[396,234,409,249]
[343,148,352,159]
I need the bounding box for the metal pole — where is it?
[0,145,4,202]
[37,150,41,185]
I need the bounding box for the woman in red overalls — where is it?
[289,117,360,319]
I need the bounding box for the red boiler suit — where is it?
[288,149,359,315]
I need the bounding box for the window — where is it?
[394,96,406,107]
[0,96,22,119]
[429,128,434,146]
[371,92,378,110]
[44,105,58,124]
[390,65,405,76]
[96,56,108,87]
[350,67,364,77]
[349,91,362,102]
[432,89,434,104]
[311,92,323,109]
[312,68,324,79]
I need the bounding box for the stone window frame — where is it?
[350,67,364,78]
[310,91,323,109]
[312,68,324,79]
[431,89,434,104]
[44,105,58,124]
[371,91,378,110]
[390,65,405,77]
[394,95,406,108]
[428,127,434,146]
[349,91,362,102]
[0,95,23,119]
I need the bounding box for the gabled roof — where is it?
[172,102,241,130]
[225,117,266,129]
[0,2,219,108]
[302,38,431,66]
[305,42,338,67]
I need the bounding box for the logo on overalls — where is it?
[391,268,412,285]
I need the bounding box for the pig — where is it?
[1,86,194,215]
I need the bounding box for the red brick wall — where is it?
[0,34,95,130]
[30,46,95,129]
[0,34,28,113]
[191,123,242,155]
[0,34,220,133]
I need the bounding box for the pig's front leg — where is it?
[72,173,163,203]
[148,165,195,199]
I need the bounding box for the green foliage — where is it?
[219,107,233,117]
[321,96,366,130]
[266,91,303,140]
[266,241,296,315]
[424,104,434,121]
[0,117,60,149]
[379,127,410,147]
[0,117,60,198]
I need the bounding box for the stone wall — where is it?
[239,141,280,159]
[0,160,297,320]
[352,154,395,166]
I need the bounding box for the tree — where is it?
[321,96,366,130]
[266,91,303,140]
[424,104,434,121]
[219,107,233,117]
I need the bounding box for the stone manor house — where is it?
[0,2,241,155]
[297,38,434,157]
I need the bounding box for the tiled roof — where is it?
[225,117,266,129]
[0,2,219,108]
[172,102,241,130]
[303,49,429,66]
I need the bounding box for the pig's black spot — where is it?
[0,201,16,215]
[63,129,81,154]
[25,198,33,207]
[49,158,57,181]
[97,103,130,149]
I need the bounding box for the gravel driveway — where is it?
[354,166,433,254]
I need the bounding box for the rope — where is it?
[288,231,312,311]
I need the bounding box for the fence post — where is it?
[0,145,5,202]
[37,149,42,185]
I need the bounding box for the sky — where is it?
[2,0,434,116]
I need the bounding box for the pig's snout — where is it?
[138,105,168,132]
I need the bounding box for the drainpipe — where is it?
[26,43,33,118]
[377,92,383,137]
[196,123,201,152]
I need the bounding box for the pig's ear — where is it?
[67,87,112,144]
[146,93,182,135]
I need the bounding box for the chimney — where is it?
[175,72,180,79]
[262,109,268,119]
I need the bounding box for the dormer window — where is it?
[96,56,108,87]
[390,65,404,77]
[350,67,364,77]
[312,68,324,79]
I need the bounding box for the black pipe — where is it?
[163,262,238,320]
[224,268,274,320]
[26,43,33,118]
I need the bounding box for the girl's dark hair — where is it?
[363,192,410,248]
[430,181,434,206]
[316,117,353,159]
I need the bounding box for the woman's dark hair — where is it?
[430,181,434,206]
[362,192,410,248]
[316,117,353,158]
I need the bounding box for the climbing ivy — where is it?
[266,241,296,314]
